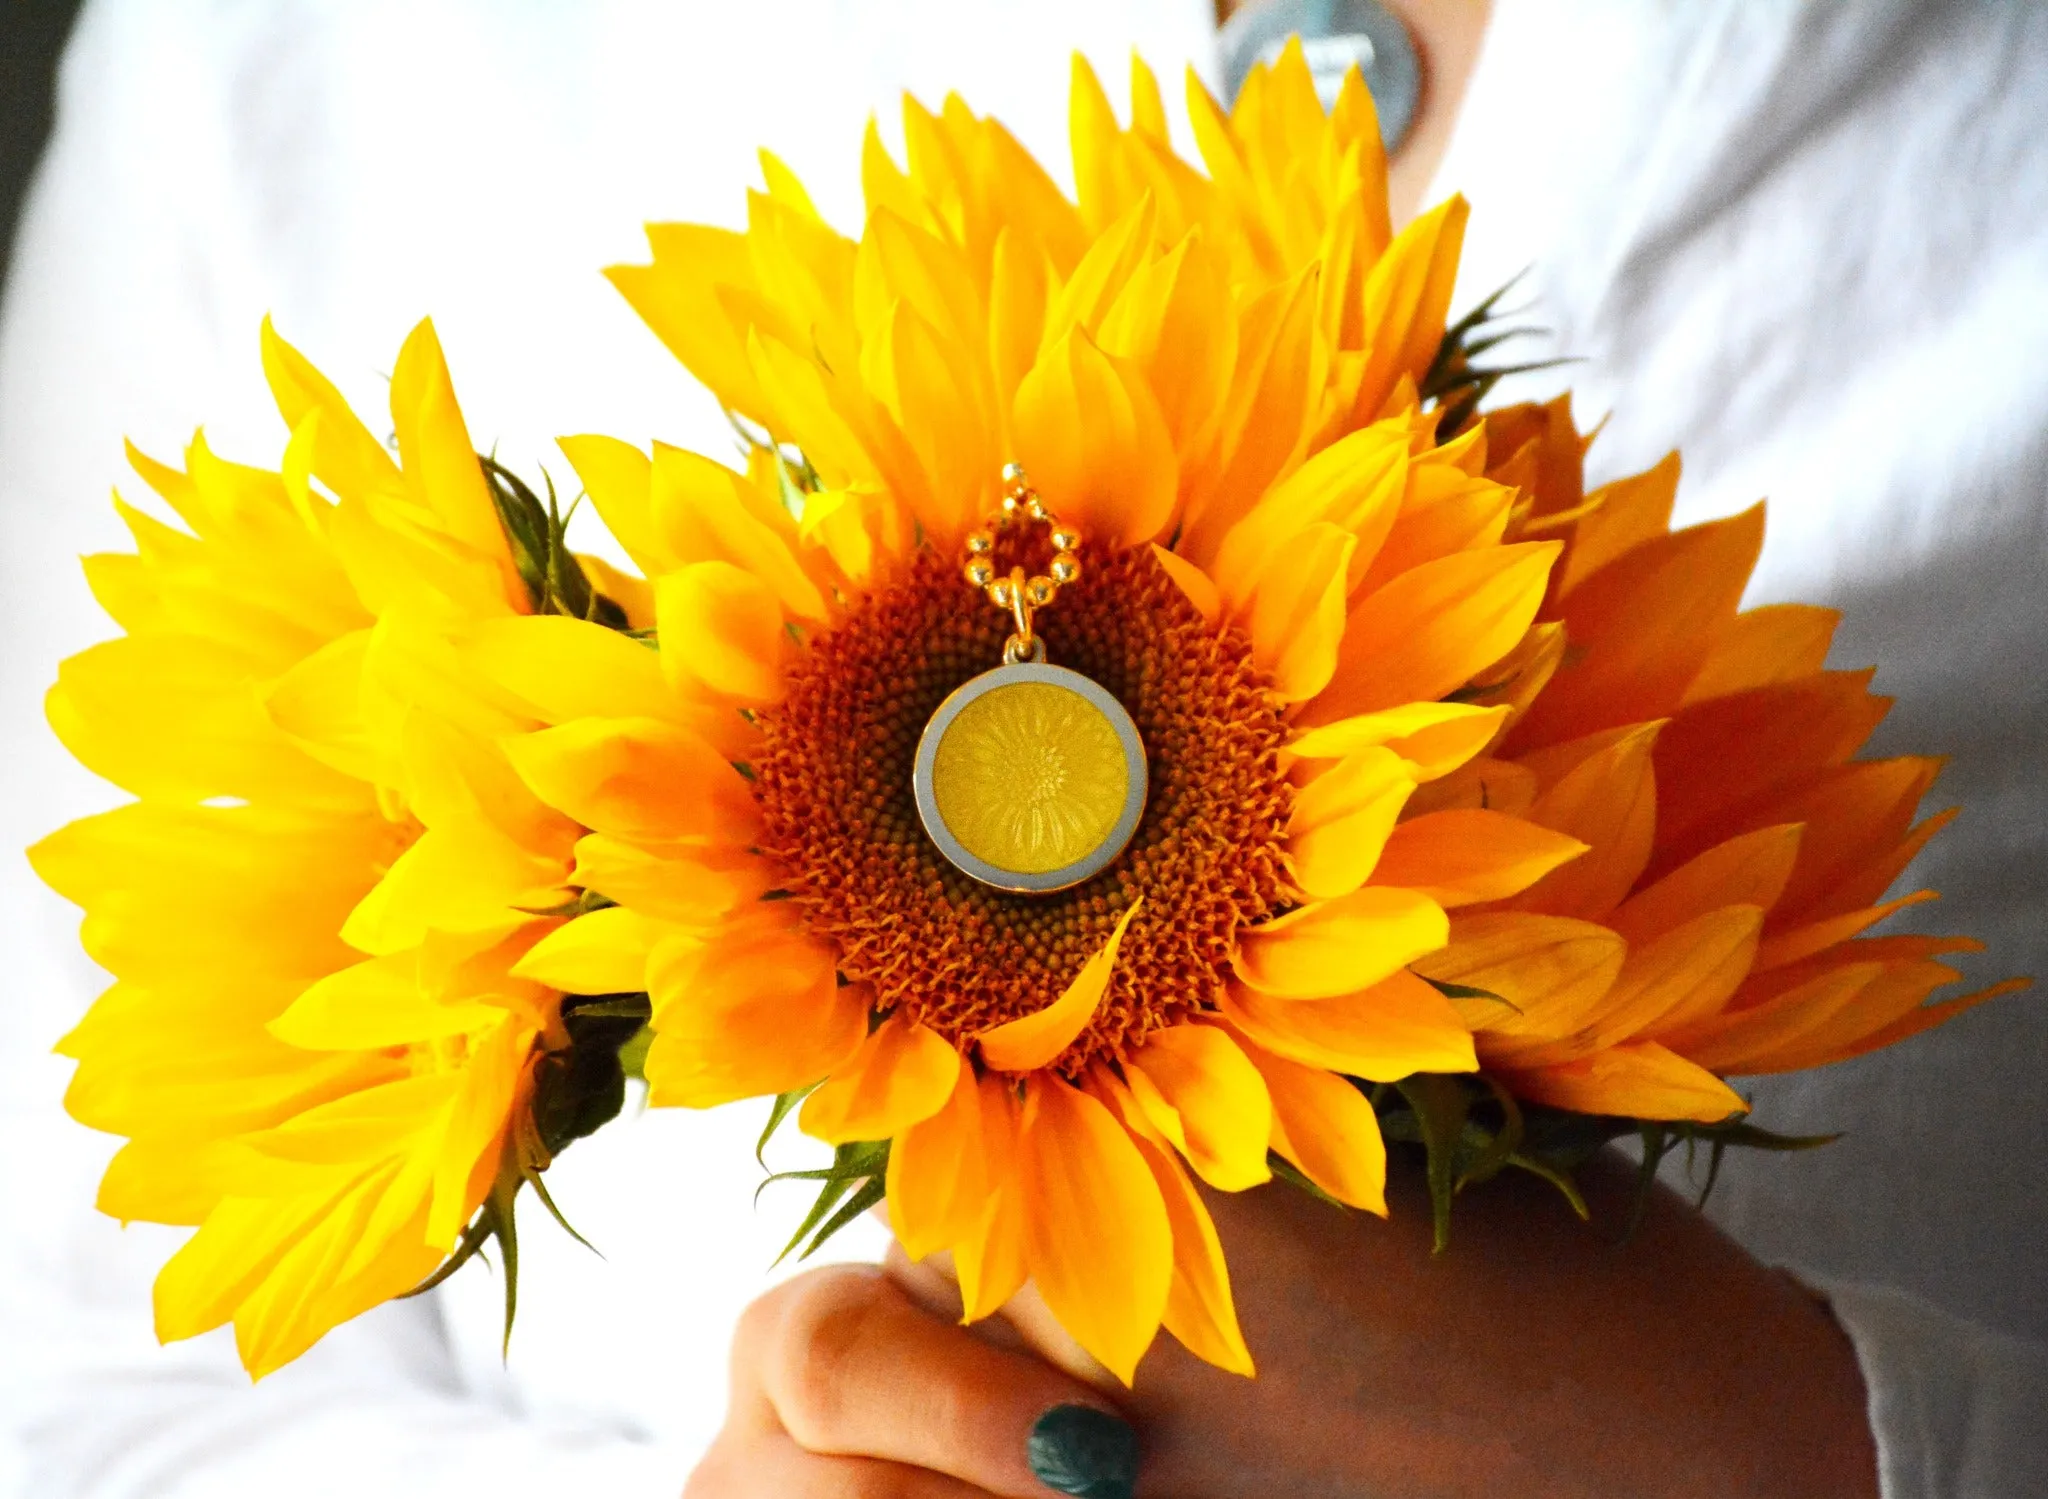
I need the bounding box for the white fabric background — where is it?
[0,1,2041,1494]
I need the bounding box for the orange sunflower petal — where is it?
[1500,1043,1744,1124]
[978,901,1142,1071]
[1226,1025,1387,1213]
[1018,1076,1173,1386]
[1307,541,1560,722]
[1125,1023,1272,1191]
[799,1012,962,1145]
[1369,809,1587,907]
[1217,970,1475,1079]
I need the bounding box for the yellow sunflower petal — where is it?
[460,613,756,757]
[642,927,866,1108]
[269,952,502,1051]
[1514,505,1765,745]
[1415,911,1626,1050]
[1013,327,1178,548]
[1244,521,1356,703]
[1683,602,1840,705]
[510,905,671,994]
[1353,195,1469,421]
[504,717,758,847]
[887,1063,991,1262]
[1287,701,1509,781]
[1150,544,1220,627]
[1607,824,1803,945]
[1287,745,1416,899]
[655,560,789,704]
[259,317,402,501]
[1507,723,1661,922]
[1094,1070,1253,1376]
[570,835,770,926]
[955,1075,1029,1324]
[1233,887,1447,999]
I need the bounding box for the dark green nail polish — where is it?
[1028,1404,1140,1499]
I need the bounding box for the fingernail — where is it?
[1028,1404,1140,1499]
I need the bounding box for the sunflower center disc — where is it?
[750,548,1293,1070]
[915,664,1148,892]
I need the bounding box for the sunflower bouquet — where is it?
[35,44,2024,1385]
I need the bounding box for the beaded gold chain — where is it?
[963,462,1083,665]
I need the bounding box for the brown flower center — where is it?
[752,546,1294,1071]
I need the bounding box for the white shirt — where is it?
[0,2,2041,1494]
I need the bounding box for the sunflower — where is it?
[485,46,1591,1383]
[31,319,615,1376]
[1407,395,2028,1125]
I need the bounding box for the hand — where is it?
[685,1263,1142,1498]
[893,1151,1881,1499]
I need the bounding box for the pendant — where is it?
[913,659,1148,894]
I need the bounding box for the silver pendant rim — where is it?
[912,661,1149,894]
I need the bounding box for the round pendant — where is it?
[913,662,1148,893]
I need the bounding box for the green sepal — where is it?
[399,1170,523,1357]
[1453,1075,1526,1192]
[800,1173,889,1261]
[757,1083,822,1167]
[1392,1073,1473,1254]
[1504,1151,1591,1220]
[1369,1061,1847,1248]
[479,454,629,628]
[766,1138,891,1265]
[530,994,650,1157]
[516,888,618,920]
[616,1026,652,1083]
[1420,975,1523,1015]
[1419,273,1577,439]
[399,989,654,1351]
[1269,1153,1346,1209]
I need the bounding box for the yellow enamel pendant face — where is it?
[914,662,1148,893]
